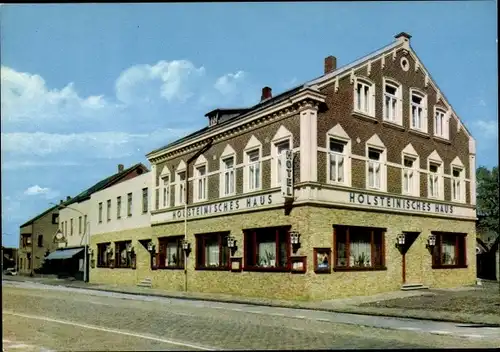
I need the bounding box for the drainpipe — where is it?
[183,138,214,292]
[30,223,35,277]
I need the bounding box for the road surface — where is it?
[2,280,500,351]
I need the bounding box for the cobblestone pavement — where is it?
[2,282,500,350]
[362,281,500,315]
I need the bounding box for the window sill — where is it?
[432,265,468,270]
[244,266,290,273]
[382,120,405,131]
[314,268,332,274]
[333,266,387,272]
[408,129,430,139]
[157,266,185,270]
[96,265,111,269]
[114,266,134,270]
[352,111,378,124]
[195,266,230,271]
[433,135,451,145]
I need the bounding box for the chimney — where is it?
[394,32,412,43]
[118,164,124,173]
[66,196,71,201]
[324,56,337,74]
[261,87,272,101]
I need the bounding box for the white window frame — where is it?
[427,153,444,200]
[353,77,376,117]
[219,154,236,198]
[409,88,428,133]
[328,137,348,185]
[400,144,420,197]
[326,124,352,187]
[382,78,403,125]
[450,157,466,203]
[175,170,186,206]
[194,163,208,202]
[244,148,262,193]
[402,155,419,197]
[366,148,384,190]
[161,174,171,208]
[433,106,449,139]
[271,132,292,188]
[365,135,387,192]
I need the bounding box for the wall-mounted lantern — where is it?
[226,235,237,256]
[426,234,436,253]
[88,248,94,256]
[181,239,191,257]
[147,241,155,253]
[395,233,406,253]
[290,230,301,253]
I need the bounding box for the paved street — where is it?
[2,281,500,351]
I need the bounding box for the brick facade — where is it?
[89,33,477,300]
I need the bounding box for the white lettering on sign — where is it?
[169,194,275,221]
[348,192,454,214]
[281,150,294,199]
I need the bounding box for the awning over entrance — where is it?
[45,248,84,260]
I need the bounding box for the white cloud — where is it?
[23,185,60,199]
[0,66,112,123]
[1,128,191,160]
[214,71,246,96]
[115,60,206,104]
[24,185,51,195]
[473,119,498,139]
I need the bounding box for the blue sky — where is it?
[1,2,497,248]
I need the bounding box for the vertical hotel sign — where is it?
[280,150,294,199]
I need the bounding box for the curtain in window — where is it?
[166,242,179,266]
[205,240,219,266]
[330,153,344,182]
[120,249,127,266]
[349,234,372,267]
[442,237,456,265]
[258,241,276,267]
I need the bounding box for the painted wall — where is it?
[59,199,91,248]
[91,172,151,236]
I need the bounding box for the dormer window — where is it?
[209,115,218,127]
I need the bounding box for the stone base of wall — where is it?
[89,206,476,301]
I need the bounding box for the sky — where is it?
[1,2,497,248]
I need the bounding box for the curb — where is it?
[4,277,500,327]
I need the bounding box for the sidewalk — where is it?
[3,274,500,326]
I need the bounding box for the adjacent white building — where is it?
[91,171,151,236]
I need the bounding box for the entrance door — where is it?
[400,232,421,285]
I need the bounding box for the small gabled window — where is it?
[367,148,382,189]
[222,157,235,196]
[246,149,261,192]
[452,167,464,202]
[328,139,346,184]
[195,165,207,202]
[402,156,417,196]
[428,163,441,198]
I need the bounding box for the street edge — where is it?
[4,277,499,327]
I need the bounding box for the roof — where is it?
[148,33,472,158]
[147,85,304,156]
[64,163,149,207]
[204,108,251,117]
[19,204,58,229]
